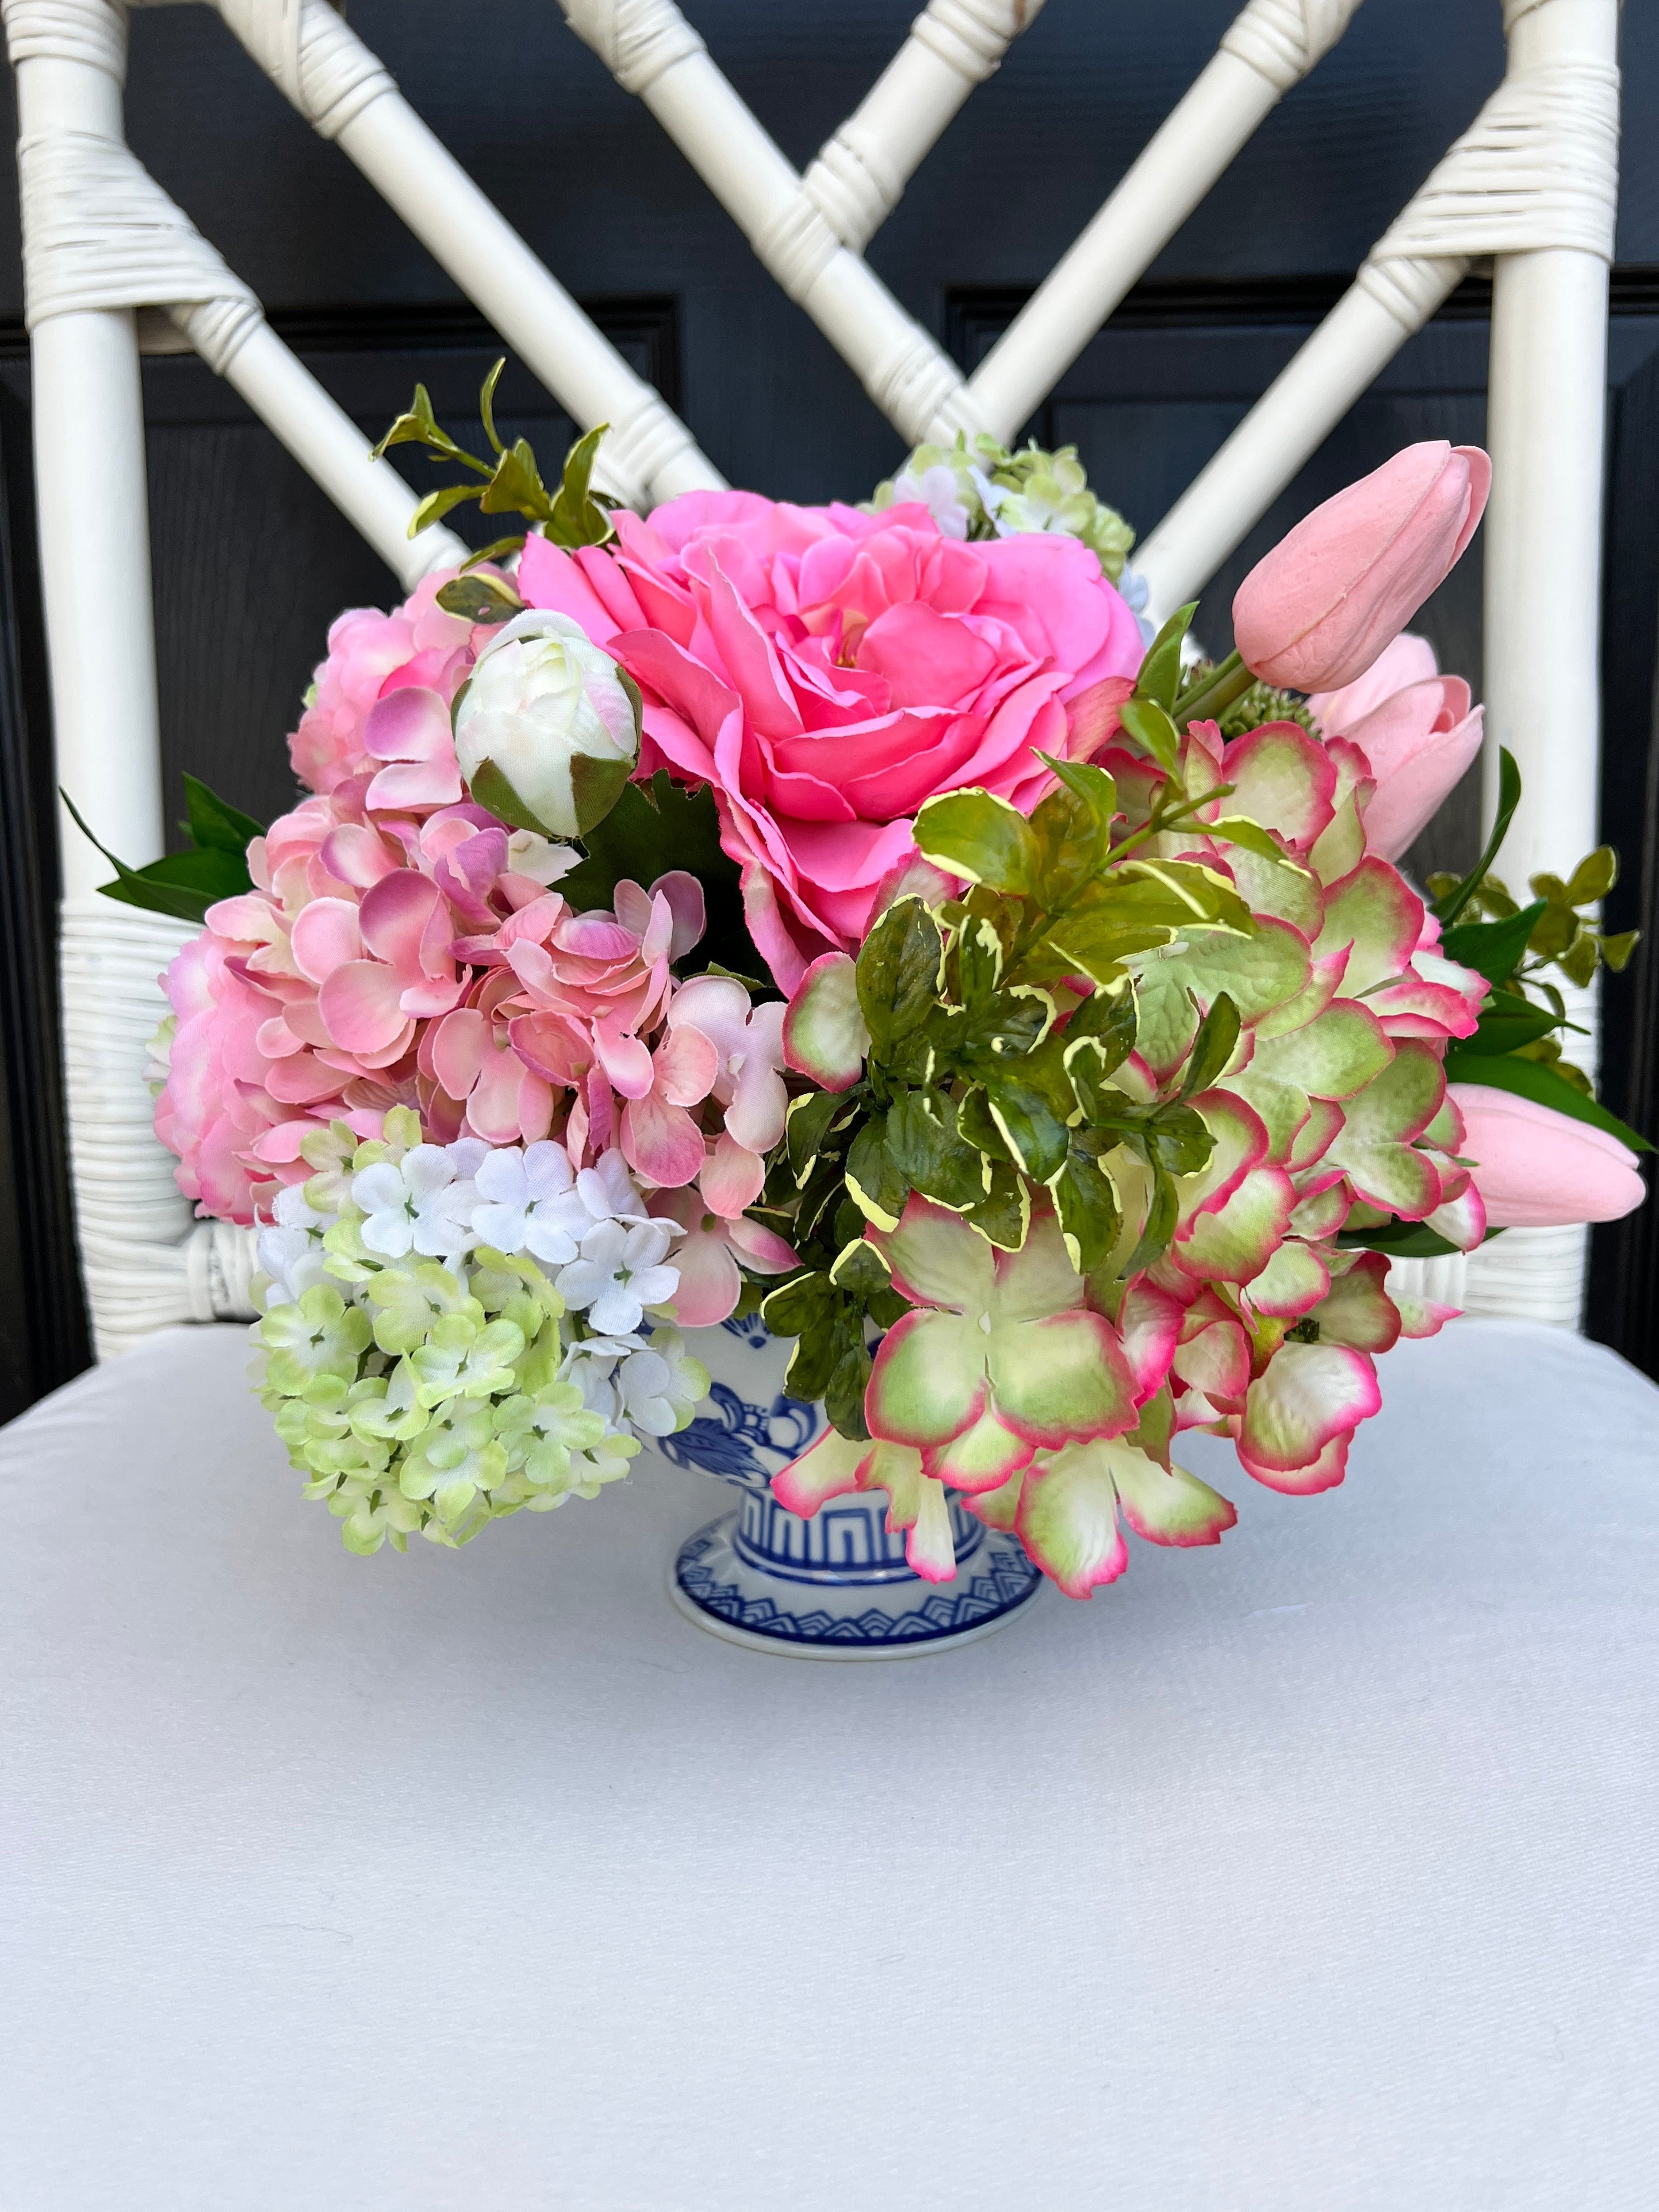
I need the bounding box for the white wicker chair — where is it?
[1,0,1623,1355]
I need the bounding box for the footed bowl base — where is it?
[670,1508,1043,1662]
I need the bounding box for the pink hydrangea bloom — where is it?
[514,493,1145,990]
[158,655,791,1262]
[288,571,481,795]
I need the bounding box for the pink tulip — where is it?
[1449,1083,1646,1228]
[1233,443,1491,693]
[1307,634,1484,860]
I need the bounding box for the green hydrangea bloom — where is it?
[259,1286,371,1396]
[251,1122,710,1557]
[867,432,1136,581]
[398,1400,509,1526]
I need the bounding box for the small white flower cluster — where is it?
[252,1109,708,1557]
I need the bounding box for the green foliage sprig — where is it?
[760,754,1255,1435]
[65,774,266,925]
[373,357,616,578]
[1428,748,1648,1152]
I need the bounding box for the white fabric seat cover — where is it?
[3,1318,1657,2208]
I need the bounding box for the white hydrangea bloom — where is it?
[555,1218,680,1336]
[257,1183,331,1308]
[615,1329,710,1436]
[573,1147,658,1230]
[472,1140,588,1265]
[353,1144,479,1263]
[889,461,973,540]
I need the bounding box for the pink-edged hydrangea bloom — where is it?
[514,493,1144,990]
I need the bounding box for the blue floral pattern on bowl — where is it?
[655,1317,1041,1659]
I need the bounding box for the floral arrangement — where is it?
[103,370,1646,1591]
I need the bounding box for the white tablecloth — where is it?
[3,1318,1657,2210]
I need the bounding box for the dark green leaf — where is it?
[786,1088,850,1180]
[784,1321,843,1405]
[956,986,1053,1072]
[1434,746,1521,927]
[1179,992,1242,1097]
[1143,1101,1215,1177]
[983,1077,1070,1182]
[845,1115,912,1226]
[760,1271,836,1340]
[829,1237,891,1298]
[884,1089,985,1210]
[956,1084,1013,1164]
[913,789,1040,894]
[1122,1164,1179,1275]
[1029,781,1109,908]
[1038,752,1118,833]
[478,356,507,455]
[480,438,555,522]
[1564,845,1618,906]
[1133,603,1196,711]
[954,914,1004,1007]
[1116,697,1181,772]
[547,424,616,548]
[856,898,942,1061]
[64,788,251,924]
[465,757,552,837]
[1336,1220,1466,1258]
[964,1160,1030,1250]
[556,773,757,978]
[1441,1044,1653,1152]
[409,483,483,536]
[461,534,529,572]
[1441,899,1549,986]
[823,1337,873,1440]
[434,570,523,626]
[372,382,474,463]
[1461,987,1566,1057]
[179,772,263,857]
[1048,1149,1121,1273]
[1063,979,1137,1055]
[568,751,634,837]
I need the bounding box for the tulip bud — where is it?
[1449,1083,1646,1229]
[1233,442,1491,694]
[453,609,641,840]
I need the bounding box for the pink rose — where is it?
[515,494,1144,990]
[1450,1084,1647,1228]
[1308,634,1485,861]
[1233,442,1491,694]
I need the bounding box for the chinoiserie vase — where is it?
[656,1314,1042,1659]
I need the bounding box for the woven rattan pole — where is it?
[803,0,1049,252]
[1482,0,1618,897]
[11,29,162,899]
[956,1,1366,447]
[557,0,978,447]
[210,0,722,509]
[1137,2,1619,625]
[207,317,468,589]
[1470,0,1622,1329]
[1132,259,1466,622]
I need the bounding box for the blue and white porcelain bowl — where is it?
[653,1314,1042,1659]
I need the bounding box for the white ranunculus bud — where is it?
[453,609,641,839]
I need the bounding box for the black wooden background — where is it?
[1,0,1657,1416]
